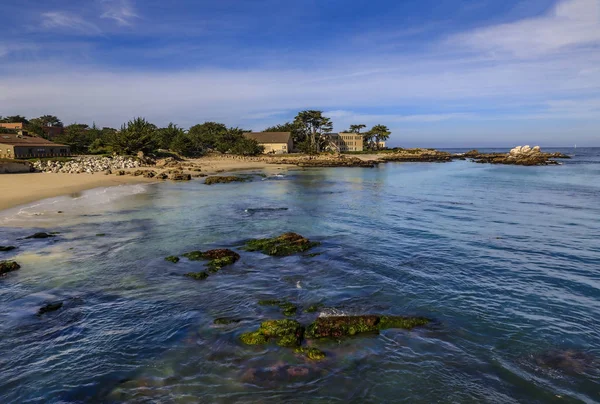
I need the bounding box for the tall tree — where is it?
[55,124,91,154]
[187,122,228,153]
[368,125,391,150]
[109,117,158,155]
[293,110,333,153]
[348,124,366,133]
[155,123,185,150]
[0,115,29,124]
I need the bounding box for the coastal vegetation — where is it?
[2,112,392,157]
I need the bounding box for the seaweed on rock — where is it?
[165,256,180,263]
[182,249,240,271]
[258,299,298,316]
[240,319,305,347]
[185,271,209,280]
[305,315,430,339]
[244,233,319,257]
[294,347,326,361]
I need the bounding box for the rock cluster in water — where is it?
[32,156,143,174]
[269,155,377,168]
[244,233,320,256]
[462,146,570,166]
[171,249,241,280]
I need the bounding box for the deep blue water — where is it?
[1,148,599,403]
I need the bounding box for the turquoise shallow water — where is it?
[1,148,599,403]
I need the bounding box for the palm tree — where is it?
[369,125,391,150]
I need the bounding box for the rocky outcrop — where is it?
[32,156,145,174]
[204,176,249,185]
[0,261,21,276]
[379,149,452,163]
[182,249,240,279]
[269,155,376,168]
[244,233,320,257]
[463,146,570,166]
[169,172,191,181]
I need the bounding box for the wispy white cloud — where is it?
[449,0,600,57]
[100,0,139,26]
[40,11,101,34]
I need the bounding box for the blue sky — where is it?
[1,0,599,147]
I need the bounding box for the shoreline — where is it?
[0,158,292,213]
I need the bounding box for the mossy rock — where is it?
[185,271,209,280]
[96,233,106,237]
[258,299,282,306]
[25,232,56,239]
[378,316,430,330]
[0,260,21,276]
[0,246,16,252]
[294,347,326,361]
[182,249,240,270]
[165,256,180,264]
[204,176,250,185]
[240,319,304,347]
[305,315,430,339]
[244,233,320,257]
[240,331,269,345]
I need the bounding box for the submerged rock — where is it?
[213,318,242,325]
[165,256,180,263]
[306,315,430,339]
[0,260,21,276]
[294,347,326,361]
[305,304,322,313]
[0,246,17,252]
[240,319,305,347]
[182,249,240,272]
[38,301,63,315]
[185,271,209,280]
[204,176,250,185]
[244,233,320,256]
[259,299,298,316]
[25,232,56,239]
[534,349,596,375]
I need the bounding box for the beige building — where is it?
[0,133,70,159]
[324,132,364,152]
[243,132,293,154]
[0,122,25,131]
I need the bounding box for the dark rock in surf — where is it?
[0,246,17,252]
[0,260,21,276]
[38,301,63,315]
[25,232,56,239]
[204,176,249,185]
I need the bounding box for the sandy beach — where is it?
[0,157,293,212]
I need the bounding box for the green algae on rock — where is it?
[306,315,430,339]
[0,246,17,252]
[244,233,320,256]
[204,176,250,185]
[182,249,240,270]
[0,261,21,276]
[294,347,326,361]
[378,316,430,330]
[165,256,180,263]
[185,271,209,280]
[240,319,305,347]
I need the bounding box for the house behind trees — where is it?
[243,132,293,154]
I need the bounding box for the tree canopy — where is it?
[293,110,333,153]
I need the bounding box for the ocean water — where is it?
[0,148,599,403]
